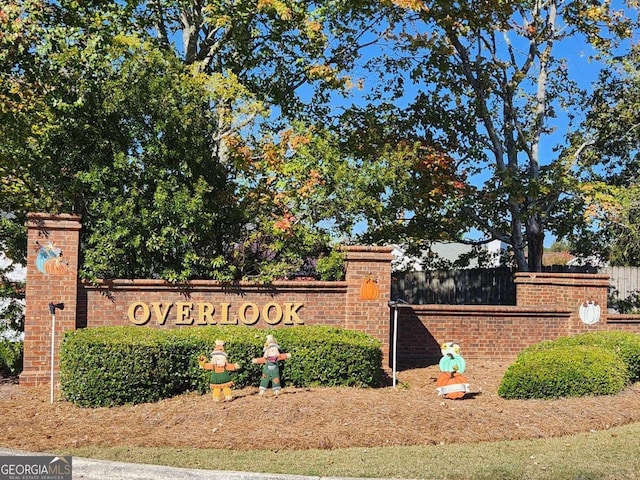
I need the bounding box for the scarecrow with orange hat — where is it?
[198,340,241,402]
[251,334,291,396]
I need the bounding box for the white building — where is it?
[392,239,508,271]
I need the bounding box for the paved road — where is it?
[0,448,396,480]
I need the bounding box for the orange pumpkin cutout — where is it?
[44,257,68,275]
[436,372,470,399]
[360,277,380,300]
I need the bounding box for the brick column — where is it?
[20,213,81,388]
[342,246,394,368]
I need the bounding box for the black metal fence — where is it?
[392,267,519,305]
[390,265,640,307]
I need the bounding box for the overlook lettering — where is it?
[127,301,304,326]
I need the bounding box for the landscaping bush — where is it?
[60,327,200,406]
[523,331,640,381]
[498,345,629,399]
[0,339,23,376]
[265,326,382,387]
[60,325,382,407]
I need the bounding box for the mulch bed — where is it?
[1,361,639,451]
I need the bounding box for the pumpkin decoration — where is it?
[439,352,466,374]
[44,256,68,275]
[438,342,466,373]
[360,276,380,300]
[579,300,601,325]
[436,371,470,399]
[436,341,470,399]
[35,241,60,274]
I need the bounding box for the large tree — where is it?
[0,0,387,281]
[344,0,637,271]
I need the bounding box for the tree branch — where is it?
[150,0,170,48]
[446,28,505,168]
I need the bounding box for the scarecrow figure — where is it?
[198,340,241,402]
[251,334,291,396]
[435,342,471,399]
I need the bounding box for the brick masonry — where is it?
[19,213,640,386]
[21,213,81,386]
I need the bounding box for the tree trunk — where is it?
[526,217,544,272]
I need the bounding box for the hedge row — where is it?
[59,325,382,407]
[498,331,640,399]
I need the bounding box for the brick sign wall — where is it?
[19,213,640,387]
[20,213,393,386]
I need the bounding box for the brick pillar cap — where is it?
[27,212,82,222]
[340,245,394,253]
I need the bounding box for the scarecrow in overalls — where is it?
[198,340,241,402]
[251,334,291,396]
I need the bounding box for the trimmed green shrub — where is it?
[498,345,629,399]
[0,339,23,376]
[60,327,199,406]
[60,325,382,407]
[266,326,382,387]
[524,331,640,381]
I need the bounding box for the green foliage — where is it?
[265,327,383,388]
[523,331,640,382]
[334,104,468,253]
[0,0,385,284]
[548,241,572,253]
[606,186,640,267]
[0,218,26,339]
[0,340,23,376]
[60,325,382,407]
[315,248,345,281]
[2,0,640,279]
[60,327,201,407]
[501,331,640,400]
[570,43,640,266]
[74,45,243,282]
[498,345,629,399]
